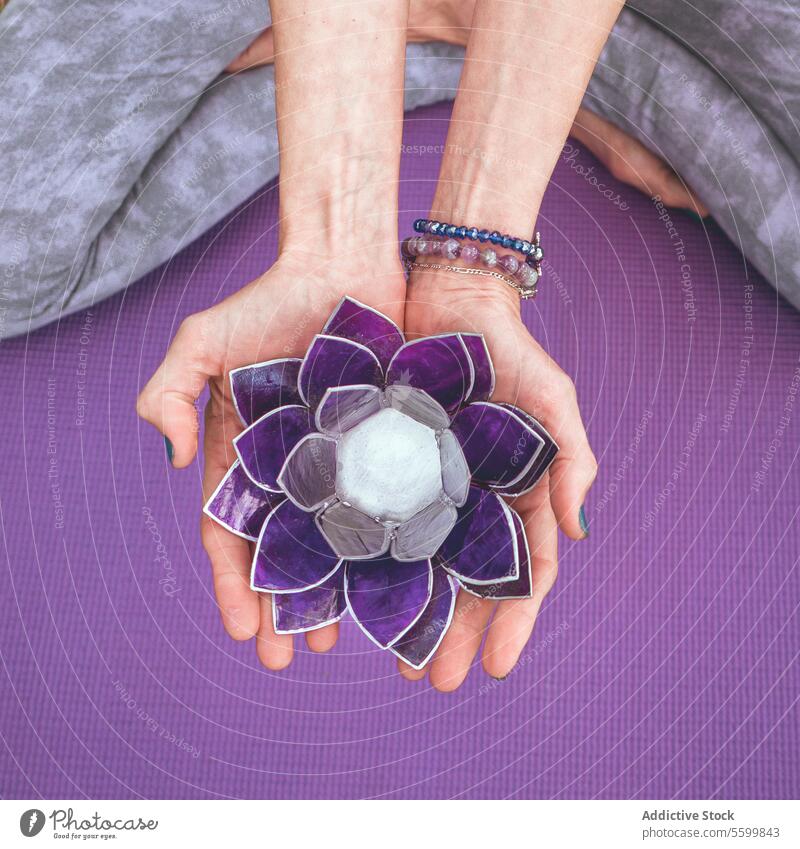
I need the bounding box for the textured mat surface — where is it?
[1,103,798,799]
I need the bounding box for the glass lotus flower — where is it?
[204,297,558,668]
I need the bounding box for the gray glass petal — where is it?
[392,500,458,562]
[315,384,383,437]
[439,429,470,507]
[277,434,337,512]
[384,384,450,430]
[316,501,391,560]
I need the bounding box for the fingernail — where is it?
[685,210,704,222]
[579,505,589,537]
[164,436,174,465]
[491,673,509,681]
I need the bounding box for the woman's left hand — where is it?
[400,268,597,691]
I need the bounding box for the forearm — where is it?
[430,0,623,236]
[270,0,409,256]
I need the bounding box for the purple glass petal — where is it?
[315,384,383,436]
[458,509,533,600]
[298,335,382,409]
[450,401,545,490]
[204,461,285,541]
[229,359,302,426]
[277,434,337,512]
[322,296,405,371]
[252,499,341,593]
[391,500,458,562]
[384,384,450,430]
[492,404,559,494]
[391,566,457,669]
[316,502,391,560]
[234,404,314,492]
[439,429,470,507]
[436,485,519,584]
[345,556,433,648]
[386,334,474,413]
[272,567,346,634]
[460,333,495,403]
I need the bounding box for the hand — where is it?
[399,269,597,691]
[137,250,406,669]
[570,107,708,216]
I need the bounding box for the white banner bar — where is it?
[2,800,797,848]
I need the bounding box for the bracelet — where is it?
[402,235,540,295]
[413,218,544,267]
[405,260,538,300]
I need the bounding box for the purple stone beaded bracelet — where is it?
[402,235,540,298]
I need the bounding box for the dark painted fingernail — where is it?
[491,673,509,681]
[686,210,704,222]
[164,436,174,465]
[579,505,589,537]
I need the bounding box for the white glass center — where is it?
[336,407,442,523]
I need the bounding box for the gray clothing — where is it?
[0,1,798,340]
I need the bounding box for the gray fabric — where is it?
[0,1,797,340]
[584,0,800,307]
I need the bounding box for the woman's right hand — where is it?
[136,249,406,670]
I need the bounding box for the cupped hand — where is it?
[400,269,597,691]
[137,251,406,669]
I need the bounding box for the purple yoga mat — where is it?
[0,103,797,799]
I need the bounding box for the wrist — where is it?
[275,244,407,308]
[405,264,520,337]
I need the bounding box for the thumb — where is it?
[136,313,220,468]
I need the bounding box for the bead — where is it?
[413,219,425,233]
[478,230,490,242]
[467,228,479,240]
[520,240,532,254]
[532,246,544,262]
[429,222,441,235]
[442,238,460,259]
[489,231,501,244]
[498,254,519,275]
[513,239,523,251]
[501,236,512,248]
[455,226,467,239]
[445,225,457,237]
[481,248,497,268]
[460,244,479,263]
[516,263,539,288]
[416,238,429,255]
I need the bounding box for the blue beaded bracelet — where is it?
[413,218,544,267]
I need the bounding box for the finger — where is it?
[256,593,294,670]
[482,489,558,678]
[137,312,219,468]
[226,28,275,72]
[514,336,597,540]
[397,657,427,681]
[548,438,597,541]
[306,623,339,653]
[201,398,259,640]
[428,590,494,692]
